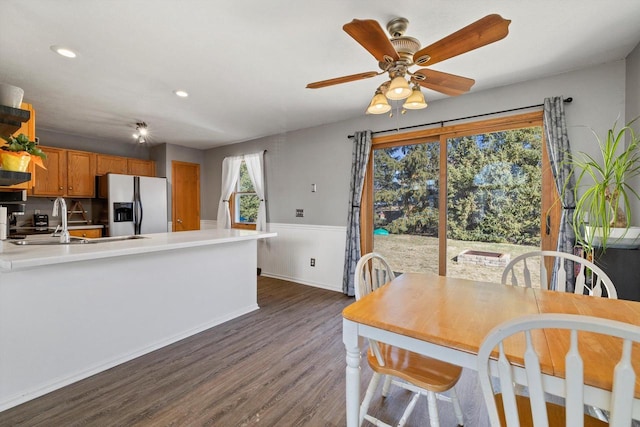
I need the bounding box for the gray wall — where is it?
[204,59,628,227]
[36,129,152,159]
[157,143,206,222]
[626,41,640,224]
[627,42,640,126]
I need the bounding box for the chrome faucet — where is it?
[52,197,70,243]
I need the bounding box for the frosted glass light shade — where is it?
[386,76,412,100]
[367,93,391,114]
[403,87,428,110]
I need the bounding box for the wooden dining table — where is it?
[342,272,640,427]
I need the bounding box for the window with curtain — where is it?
[217,151,266,231]
[230,160,259,230]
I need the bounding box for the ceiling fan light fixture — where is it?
[403,86,428,110]
[366,91,391,115]
[386,76,412,100]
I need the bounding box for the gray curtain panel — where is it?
[342,130,372,296]
[543,96,576,292]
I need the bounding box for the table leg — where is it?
[343,318,361,427]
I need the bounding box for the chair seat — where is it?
[494,393,607,426]
[367,343,463,393]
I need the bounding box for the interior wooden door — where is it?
[171,161,200,232]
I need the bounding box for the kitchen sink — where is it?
[10,235,148,245]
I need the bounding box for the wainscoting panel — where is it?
[258,223,346,293]
[200,221,346,293]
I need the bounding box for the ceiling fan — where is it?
[306,14,511,114]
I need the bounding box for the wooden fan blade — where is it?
[413,14,511,66]
[343,19,400,63]
[306,71,379,89]
[413,68,475,96]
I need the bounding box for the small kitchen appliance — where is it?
[33,213,49,231]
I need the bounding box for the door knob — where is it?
[177,219,183,224]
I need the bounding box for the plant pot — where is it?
[0,151,31,172]
[585,225,640,249]
[0,83,24,108]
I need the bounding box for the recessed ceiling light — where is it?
[174,90,189,98]
[50,45,77,58]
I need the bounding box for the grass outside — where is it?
[374,233,541,285]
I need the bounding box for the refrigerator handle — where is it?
[133,176,142,235]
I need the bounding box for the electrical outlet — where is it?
[296,209,304,217]
[310,258,315,267]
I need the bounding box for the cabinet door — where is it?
[127,159,155,177]
[67,150,95,197]
[96,154,128,175]
[31,146,67,196]
[69,228,102,238]
[4,103,36,190]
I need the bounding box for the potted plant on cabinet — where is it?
[571,118,640,256]
[0,133,46,172]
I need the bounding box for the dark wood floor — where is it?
[0,277,489,426]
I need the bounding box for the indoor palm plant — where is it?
[571,118,640,255]
[0,133,46,171]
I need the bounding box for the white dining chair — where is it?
[477,313,640,426]
[501,250,617,298]
[354,253,465,427]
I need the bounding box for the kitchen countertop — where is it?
[0,228,277,272]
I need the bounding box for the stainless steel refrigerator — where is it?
[99,173,168,236]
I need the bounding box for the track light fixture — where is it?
[132,122,148,144]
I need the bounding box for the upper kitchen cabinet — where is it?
[96,154,128,175]
[31,146,66,196]
[127,158,155,177]
[67,150,95,197]
[96,154,155,177]
[31,147,95,197]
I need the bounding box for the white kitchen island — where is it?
[0,229,276,411]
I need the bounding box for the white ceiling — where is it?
[2,1,640,150]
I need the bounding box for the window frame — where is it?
[230,161,258,230]
[362,111,559,277]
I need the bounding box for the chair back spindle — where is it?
[478,314,640,426]
[502,250,617,298]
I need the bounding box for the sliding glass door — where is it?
[372,141,440,275]
[363,112,559,283]
[446,127,543,283]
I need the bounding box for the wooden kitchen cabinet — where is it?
[69,228,103,238]
[96,154,128,175]
[66,150,95,197]
[31,147,95,197]
[127,158,155,176]
[31,146,67,196]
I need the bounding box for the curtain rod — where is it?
[347,97,573,139]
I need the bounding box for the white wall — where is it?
[204,60,628,291]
